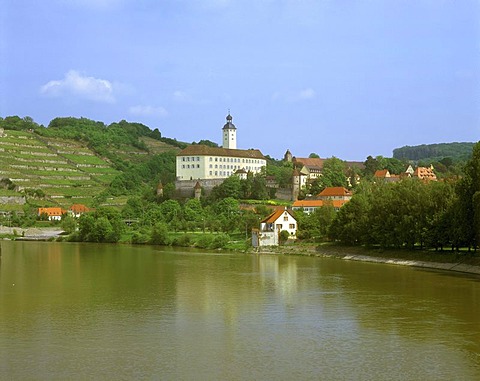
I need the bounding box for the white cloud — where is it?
[129,105,168,118]
[173,90,191,102]
[40,70,115,103]
[271,88,316,102]
[298,88,316,100]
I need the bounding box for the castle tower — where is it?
[222,113,237,149]
[194,181,202,200]
[292,168,301,201]
[284,149,292,162]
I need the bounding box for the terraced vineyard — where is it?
[0,130,120,209]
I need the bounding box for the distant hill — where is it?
[393,142,476,162]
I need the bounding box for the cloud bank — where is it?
[40,70,115,103]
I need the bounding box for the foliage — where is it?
[61,215,77,234]
[150,222,171,245]
[279,230,290,244]
[76,208,124,243]
[393,142,475,162]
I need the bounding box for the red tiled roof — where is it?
[38,207,66,216]
[374,169,390,178]
[318,187,351,197]
[260,209,295,224]
[292,199,348,208]
[70,204,90,213]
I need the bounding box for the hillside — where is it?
[0,117,183,212]
[393,142,475,162]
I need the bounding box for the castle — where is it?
[175,114,267,197]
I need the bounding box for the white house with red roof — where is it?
[38,207,66,221]
[252,208,297,247]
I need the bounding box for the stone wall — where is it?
[0,196,26,205]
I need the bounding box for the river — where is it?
[1,241,479,380]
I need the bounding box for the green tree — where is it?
[320,157,347,188]
[150,222,171,245]
[61,215,77,234]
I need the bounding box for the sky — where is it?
[1,0,479,161]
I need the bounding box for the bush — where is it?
[212,233,230,249]
[173,234,193,247]
[131,231,149,244]
[149,222,171,245]
[195,234,214,249]
[279,230,290,244]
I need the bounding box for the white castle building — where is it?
[176,114,266,182]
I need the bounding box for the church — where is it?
[175,114,267,196]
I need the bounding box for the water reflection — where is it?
[0,241,479,380]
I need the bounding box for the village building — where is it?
[413,165,437,181]
[317,186,353,201]
[175,114,267,196]
[252,208,297,247]
[292,187,352,214]
[69,204,90,218]
[38,207,66,221]
[291,199,346,214]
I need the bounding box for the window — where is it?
[284,216,288,221]
[209,157,212,161]
[196,157,200,161]
[182,157,185,162]
[209,164,212,169]
[209,171,212,175]
[197,164,200,168]
[289,224,296,229]
[182,165,185,169]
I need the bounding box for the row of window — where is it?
[181,164,201,169]
[181,156,200,162]
[209,157,261,164]
[209,171,232,177]
[181,164,261,172]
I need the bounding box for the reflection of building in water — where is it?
[256,255,298,302]
[173,254,299,323]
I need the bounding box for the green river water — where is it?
[0,241,479,380]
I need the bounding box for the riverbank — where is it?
[0,226,64,240]
[256,243,480,276]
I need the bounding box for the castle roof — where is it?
[177,145,265,159]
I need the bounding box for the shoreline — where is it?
[255,244,480,276]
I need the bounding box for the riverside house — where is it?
[252,208,297,247]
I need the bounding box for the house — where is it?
[69,204,90,218]
[175,114,267,182]
[38,207,66,221]
[292,199,347,214]
[317,187,352,201]
[252,208,297,247]
[373,169,400,183]
[292,157,325,180]
[413,166,437,181]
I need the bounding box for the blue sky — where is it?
[1,0,479,161]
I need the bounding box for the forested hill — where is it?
[393,142,475,162]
